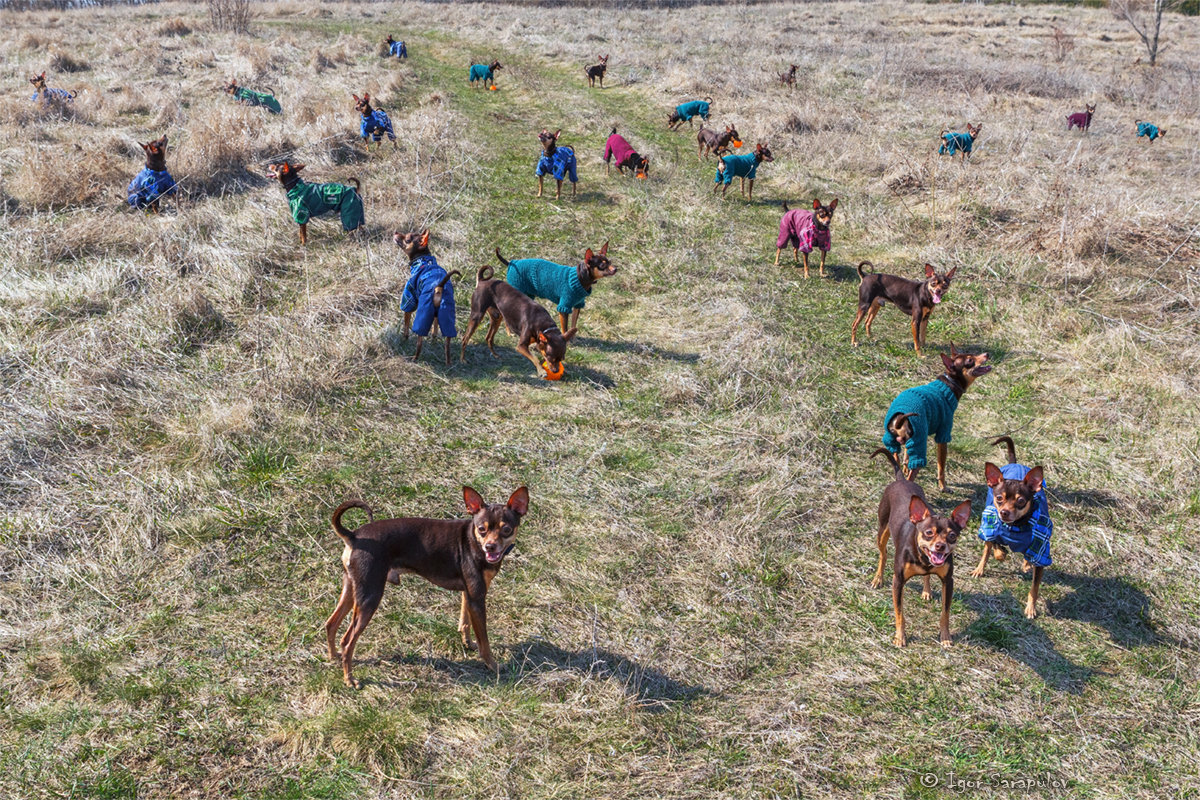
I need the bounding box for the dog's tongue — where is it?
[928,550,947,565]
[932,294,942,304]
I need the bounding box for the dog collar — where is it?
[937,373,966,399]
[542,327,558,337]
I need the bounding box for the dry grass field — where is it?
[1,1,1199,797]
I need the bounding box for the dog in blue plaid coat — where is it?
[353,93,397,150]
[535,129,578,199]
[127,135,177,213]
[385,35,407,59]
[29,72,77,104]
[971,437,1052,619]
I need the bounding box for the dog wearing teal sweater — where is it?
[469,61,502,88]
[1136,119,1166,142]
[881,346,992,489]
[496,241,617,333]
[668,97,712,130]
[268,161,364,246]
[713,143,773,200]
[223,79,282,114]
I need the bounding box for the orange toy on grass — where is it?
[542,360,565,380]
[489,85,499,91]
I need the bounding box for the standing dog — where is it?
[385,35,407,59]
[126,135,177,213]
[851,262,955,355]
[775,198,837,277]
[713,143,772,199]
[353,93,396,150]
[268,161,364,246]
[223,79,282,113]
[668,97,712,130]
[778,64,798,88]
[1066,103,1095,132]
[1136,119,1166,142]
[535,128,578,199]
[497,241,617,333]
[881,345,992,489]
[938,123,981,161]
[461,266,577,380]
[469,60,502,88]
[870,449,972,648]
[603,128,650,178]
[971,437,1052,619]
[396,229,459,365]
[585,54,609,88]
[697,125,742,159]
[28,72,76,103]
[325,486,529,687]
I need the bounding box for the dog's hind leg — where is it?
[851,305,868,346]
[484,311,503,357]
[871,523,890,589]
[340,591,382,689]
[460,315,484,362]
[325,571,354,660]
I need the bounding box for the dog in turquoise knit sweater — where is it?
[496,241,617,333]
[881,346,992,489]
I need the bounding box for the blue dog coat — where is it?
[674,100,710,122]
[881,379,959,471]
[1137,121,1162,141]
[536,146,578,183]
[126,167,177,209]
[400,254,457,338]
[978,462,1053,568]
[360,109,396,143]
[389,41,407,58]
[714,153,760,185]
[505,258,589,315]
[469,64,495,83]
[939,131,975,155]
[32,87,75,103]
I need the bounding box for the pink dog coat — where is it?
[777,209,831,253]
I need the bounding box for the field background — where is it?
[2,1,1199,797]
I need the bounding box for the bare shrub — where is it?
[1111,0,1183,67]
[1050,27,1076,63]
[157,18,193,37]
[208,0,251,34]
[171,292,230,353]
[13,147,125,210]
[311,49,336,73]
[49,51,89,73]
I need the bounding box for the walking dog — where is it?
[461,266,577,380]
[585,54,609,88]
[881,345,992,490]
[938,123,981,161]
[395,229,459,365]
[713,143,772,199]
[325,486,529,687]
[971,437,1052,619]
[385,35,407,59]
[778,64,798,88]
[870,449,971,649]
[267,161,364,246]
[1066,104,1095,132]
[535,129,578,199]
[496,241,616,333]
[668,97,712,130]
[851,262,956,355]
[353,92,396,149]
[603,128,650,178]
[28,72,76,103]
[775,198,837,277]
[469,60,502,88]
[223,79,281,114]
[126,135,177,213]
[697,125,742,159]
[1136,119,1166,142]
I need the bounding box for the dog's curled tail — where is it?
[68,89,79,99]
[610,126,618,135]
[494,247,510,268]
[438,269,462,291]
[991,436,1018,464]
[782,200,789,212]
[332,500,373,543]
[939,128,949,138]
[348,177,361,194]
[704,96,713,103]
[871,447,902,478]
[857,260,874,280]
[265,86,277,96]
[477,265,495,283]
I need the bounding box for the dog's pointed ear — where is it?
[139,141,150,152]
[418,229,430,248]
[564,327,578,342]
[949,341,959,356]
[925,263,936,278]
[463,486,485,514]
[951,501,972,530]
[599,240,608,256]
[812,198,821,209]
[363,92,371,103]
[39,71,46,80]
[584,248,594,262]
[908,496,930,525]
[554,129,561,139]
[293,162,306,173]
[828,197,839,211]
[352,93,360,103]
[941,352,956,371]
[946,266,957,279]
[1024,467,1045,492]
[506,486,529,516]
[984,462,1004,489]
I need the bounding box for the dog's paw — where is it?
[870,576,883,590]
[921,589,933,602]
[939,636,953,649]
[893,632,907,648]
[344,676,362,690]
[970,566,986,578]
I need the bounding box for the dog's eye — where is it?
[500,525,513,538]
[1015,497,1027,507]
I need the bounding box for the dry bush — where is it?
[19,31,47,50]
[12,147,127,210]
[157,18,194,37]
[235,39,278,80]
[49,50,89,73]
[170,292,230,353]
[208,0,251,34]
[310,49,336,73]
[1050,27,1076,62]
[0,93,90,126]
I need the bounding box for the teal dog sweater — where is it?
[286,180,364,231]
[881,379,960,471]
[505,258,589,315]
[469,64,495,83]
[233,86,281,114]
[715,153,760,185]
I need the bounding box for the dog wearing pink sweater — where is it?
[776,198,838,277]
[603,127,650,177]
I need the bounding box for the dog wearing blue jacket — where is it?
[713,143,773,200]
[971,437,1052,619]
[29,72,77,104]
[385,35,407,59]
[668,97,712,130]
[496,241,617,333]
[126,135,176,213]
[535,129,578,199]
[469,60,502,88]
[395,229,459,365]
[938,123,981,162]
[353,93,397,150]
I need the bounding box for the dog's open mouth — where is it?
[931,292,943,304]
[970,364,992,377]
[924,547,948,566]
[485,550,504,564]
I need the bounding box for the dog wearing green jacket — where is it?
[268,161,364,246]
[495,241,617,333]
[223,79,282,114]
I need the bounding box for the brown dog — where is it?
[851,262,956,356]
[778,64,798,88]
[697,125,741,159]
[871,449,971,648]
[461,265,577,379]
[325,486,529,687]
[585,54,609,88]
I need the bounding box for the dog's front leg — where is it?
[910,316,921,356]
[746,179,754,200]
[555,179,563,200]
[938,570,954,647]
[802,251,810,279]
[569,309,580,332]
[921,575,933,602]
[936,443,948,490]
[558,312,569,334]
[411,335,425,362]
[516,342,544,377]
[444,337,453,366]
[459,592,477,652]
[1025,566,1044,619]
[465,593,497,672]
[402,311,413,340]
[537,175,544,197]
[971,542,993,578]
[818,249,827,277]
[299,223,308,246]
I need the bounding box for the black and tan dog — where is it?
[851,262,956,356]
[871,449,971,648]
[585,54,609,88]
[325,486,529,687]
[697,124,741,159]
[778,64,798,89]
[28,71,77,103]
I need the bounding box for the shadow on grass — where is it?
[575,335,699,364]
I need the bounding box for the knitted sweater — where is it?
[233,87,282,114]
[777,209,831,253]
[360,109,396,142]
[674,100,710,121]
[881,379,960,471]
[604,133,638,168]
[285,179,365,231]
[978,462,1053,567]
[1137,121,1162,141]
[126,167,177,209]
[715,153,761,185]
[505,258,589,315]
[939,131,974,155]
[535,146,578,183]
[469,64,495,82]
